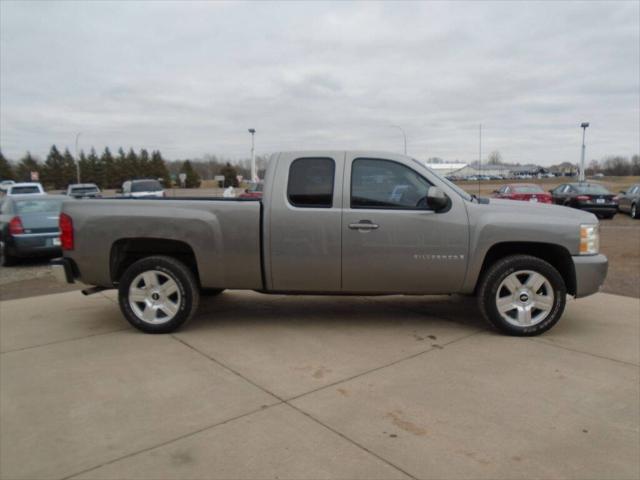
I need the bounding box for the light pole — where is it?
[478,123,482,196]
[74,132,82,183]
[248,128,256,181]
[391,125,407,155]
[579,122,589,182]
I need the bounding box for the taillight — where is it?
[576,195,591,202]
[59,213,74,250]
[8,216,24,235]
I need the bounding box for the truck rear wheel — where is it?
[118,255,200,333]
[477,255,566,336]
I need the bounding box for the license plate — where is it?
[529,198,538,202]
[596,198,605,204]
[52,237,61,246]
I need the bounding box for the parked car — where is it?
[617,183,640,219]
[53,151,607,337]
[4,182,45,196]
[66,183,101,199]
[122,179,165,198]
[0,180,15,192]
[493,184,552,204]
[550,183,617,219]
[238,182,264,199]
[0,194,64,265]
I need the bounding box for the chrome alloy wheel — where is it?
[128,270,181,324]
[495,270,554,327]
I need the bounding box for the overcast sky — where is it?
[1,1,638,165]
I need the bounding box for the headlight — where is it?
[580,224,599,255]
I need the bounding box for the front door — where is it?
[341,155,469,294]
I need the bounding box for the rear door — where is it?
[341,154,469,294]
[267,152,344,291]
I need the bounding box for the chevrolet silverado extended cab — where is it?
[52,151,608,336]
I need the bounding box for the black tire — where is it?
[118,255,200,333]
[632,203,639,219]
[200,288,225,296]
[0,241,16,267]
[477,255,566,336]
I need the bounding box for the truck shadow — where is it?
[189,291,487,332]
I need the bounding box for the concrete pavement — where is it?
[0,290,638,479]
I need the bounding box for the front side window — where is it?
[351,158,431,209]
[287,158,335,208]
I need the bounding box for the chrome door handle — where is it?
[348,222,379,230]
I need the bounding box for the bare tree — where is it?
[487,151,503,165]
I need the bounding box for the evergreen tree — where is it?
[0,150,15,180]
[126,148,139,178]
[115,147,127,186]
[99,147,114,188]
[150,150,172,187]
[62,148,77,188]
[179,160,201,188]
[78,151,91,184]
[16,152,40,182]
[138,149,150,177]
[87,148,101,187]
[43,145,66,189]
[220,162,239,187]
[100,147,116,188]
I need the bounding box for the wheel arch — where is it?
[110,238,200,286]
[475,242,576,296]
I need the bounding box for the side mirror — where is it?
[619,190,626,194]
[426,186,451,213]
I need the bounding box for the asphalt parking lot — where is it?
[1,289,638,479]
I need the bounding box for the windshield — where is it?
[131,180,162,192]
[513,185,545,193]
[575,184,610,194]
[11,186,40,194]
[15,198,63,214]
[415,159,473,201]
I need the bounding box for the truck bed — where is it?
[62,198,263,289]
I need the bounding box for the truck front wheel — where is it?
[477,255,566,336]
[118,255,200,333]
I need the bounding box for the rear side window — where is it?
[287,158,335,208]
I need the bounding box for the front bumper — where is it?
[51,257,78,284]
[572,254,608,298]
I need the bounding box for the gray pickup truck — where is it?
[52,151,607,336]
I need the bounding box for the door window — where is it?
[351,158,431,209]
[287,157,335,208]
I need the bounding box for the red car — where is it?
[493,183,552,204]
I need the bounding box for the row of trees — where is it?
[1,146,177,189]
[0,148,266,190]
[586,155,640,177]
